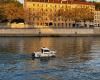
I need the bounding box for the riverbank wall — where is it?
[0,28,100,37]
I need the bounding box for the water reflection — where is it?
[0,37,100,80]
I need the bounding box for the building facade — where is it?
[94,10,100,27]
[24,0,95,28]
[25,0,80,3]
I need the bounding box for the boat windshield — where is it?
[44,50,50,52]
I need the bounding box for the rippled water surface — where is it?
[0,37,100,80]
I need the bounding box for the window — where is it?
[44,50,50,52]
[66,23,67,26]
[46,18,48,20]
[58,18,60,21]
[62,23,64,26]
[41,4,43,7]
[58,23,60,26]
[55,5,57,8]
[46,9,48,12]
[37,23,39,25]
[54,23,56,26]
[37,4,39,6]
[29,8,31,11]
[69,23,71,27]
[46,4,47,7]
[33,4,35,6]
[40,23,42,25]
[50,9,52,12]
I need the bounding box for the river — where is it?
[0,37,100,80]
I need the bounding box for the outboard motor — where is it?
[32,53,35,58]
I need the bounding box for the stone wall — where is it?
[0,28,94,36]
[40,29,93,35]
[94,27,100,34]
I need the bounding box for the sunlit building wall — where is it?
[94,10,100,27]
[24,0,95,28]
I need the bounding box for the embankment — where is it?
[0,28,100,37]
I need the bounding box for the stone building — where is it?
[24,0,95,28]
[94,10,100,27]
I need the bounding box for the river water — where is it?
[0,37,100,80]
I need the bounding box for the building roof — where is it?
[73,2,95,5]
[26,0,95,5]
[41,47,50,50]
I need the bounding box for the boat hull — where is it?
[32,53,56,58]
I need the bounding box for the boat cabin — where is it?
[41,48,50,53]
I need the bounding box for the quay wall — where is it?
[0,28,100,36]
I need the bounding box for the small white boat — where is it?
[32,47,56,58]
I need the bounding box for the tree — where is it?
[0,6,6,20]
[0,0,23,21]
[53,6,94,28]
[95,2,100,10]
[54,6,77,22]
[4,3,24,21]
[0,0,18,3]
[80,7,94,21]
[0,0,24,22]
